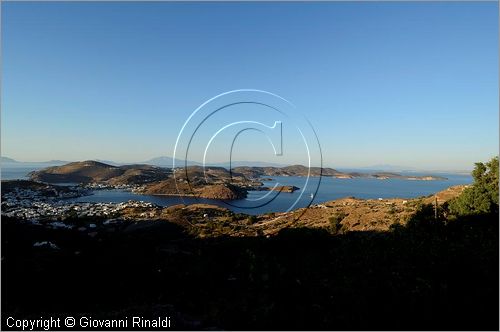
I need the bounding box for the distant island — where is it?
[231,165,447,180]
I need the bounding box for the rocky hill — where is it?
[29,162,249,186]
[232,165,447,180]
[1,180,83,197]
[28,161,447,203]
[249,185,467,235]
[29,161,170,184]
[29,161,252,200]
[173,165,251,184]
[232,165,343,177]
[30,161,448,186]
[139,179,248,200]
[119,185,469,237]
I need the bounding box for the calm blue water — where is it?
[69,174,472,215]
[1,166,43,180]
[1,166,472,215]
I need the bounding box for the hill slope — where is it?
[29,161,170,184]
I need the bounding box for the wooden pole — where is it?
[434,196,438,220]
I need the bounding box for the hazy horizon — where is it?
[0,154,482,172]
[2,2,498,171]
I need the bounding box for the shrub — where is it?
[265,212,275,218]
[449,156,499,216]
[328,212,346,234]
[389,222,404,232]
[247,215,258,224]
[406,203,443,230]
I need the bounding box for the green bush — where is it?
[406,203,444,231]
[449,156,499,216]
[247,215,258,224]
[328,212,346,234]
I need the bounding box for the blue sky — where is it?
[1,2,498,170]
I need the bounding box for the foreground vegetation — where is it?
[2,158,498,330]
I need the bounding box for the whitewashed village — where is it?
[1,181,158,232]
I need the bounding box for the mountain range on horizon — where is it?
[0,156,284,168]
[0,156,473,174]
[0,156,287,167]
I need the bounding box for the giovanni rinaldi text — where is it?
[5,316,172,330]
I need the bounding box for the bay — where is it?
[68,173,472,215]
[1,165,45,180]
[1,165,472,215]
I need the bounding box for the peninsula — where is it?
[27,161,448,201]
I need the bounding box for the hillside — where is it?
[29,160,448,186]
[232,165,447,180]
[161,185,468,236]
[29,161,170,184]
[1,180,82,197]
[137,179,248,200]
[232,165,343,177]
[29,161,253,200]
[28,160,448,203]
[29,161,249,186]
[114,185,468,236]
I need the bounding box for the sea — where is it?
[1,165,472,215]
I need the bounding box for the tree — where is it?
[449,156,499,216]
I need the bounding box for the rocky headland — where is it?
[27,161,448,201]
